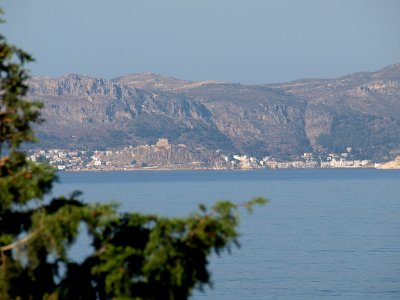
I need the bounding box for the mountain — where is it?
[27,64,400,161]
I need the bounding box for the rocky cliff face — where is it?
[28,74,229,152]
[28,64,400,161]
[265,64,400,160]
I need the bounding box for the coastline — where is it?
[60,166,387,173]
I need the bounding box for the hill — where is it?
[27,64,400,161]
[377,156,400,169]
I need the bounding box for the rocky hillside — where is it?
[91,143,230,170]
[377,156,400,169]
[27,64,400,161]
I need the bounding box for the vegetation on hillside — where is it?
[317,112,400,161]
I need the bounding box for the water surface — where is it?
[52,169,400,299]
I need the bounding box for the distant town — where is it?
[27,138,383,171]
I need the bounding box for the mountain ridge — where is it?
[27,64,400,161]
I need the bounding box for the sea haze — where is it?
[52,169,400,299]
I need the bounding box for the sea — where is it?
[51,169,400,300]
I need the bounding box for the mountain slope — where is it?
[27,64,400,161]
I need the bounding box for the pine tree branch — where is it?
[0,231,39,252]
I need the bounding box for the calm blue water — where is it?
[52,169,400,299]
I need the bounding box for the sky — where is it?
[2,0,400,84]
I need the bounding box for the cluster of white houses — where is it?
[28,142,376,171]
[29,149,89,170]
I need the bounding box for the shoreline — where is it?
[59,166,395,173]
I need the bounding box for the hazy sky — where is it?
[2,0,400,84]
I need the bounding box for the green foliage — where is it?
[317,112,400,160]
[0,12,266,299]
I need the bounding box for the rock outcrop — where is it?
[92,143,229,169]
[377,156,400,169]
